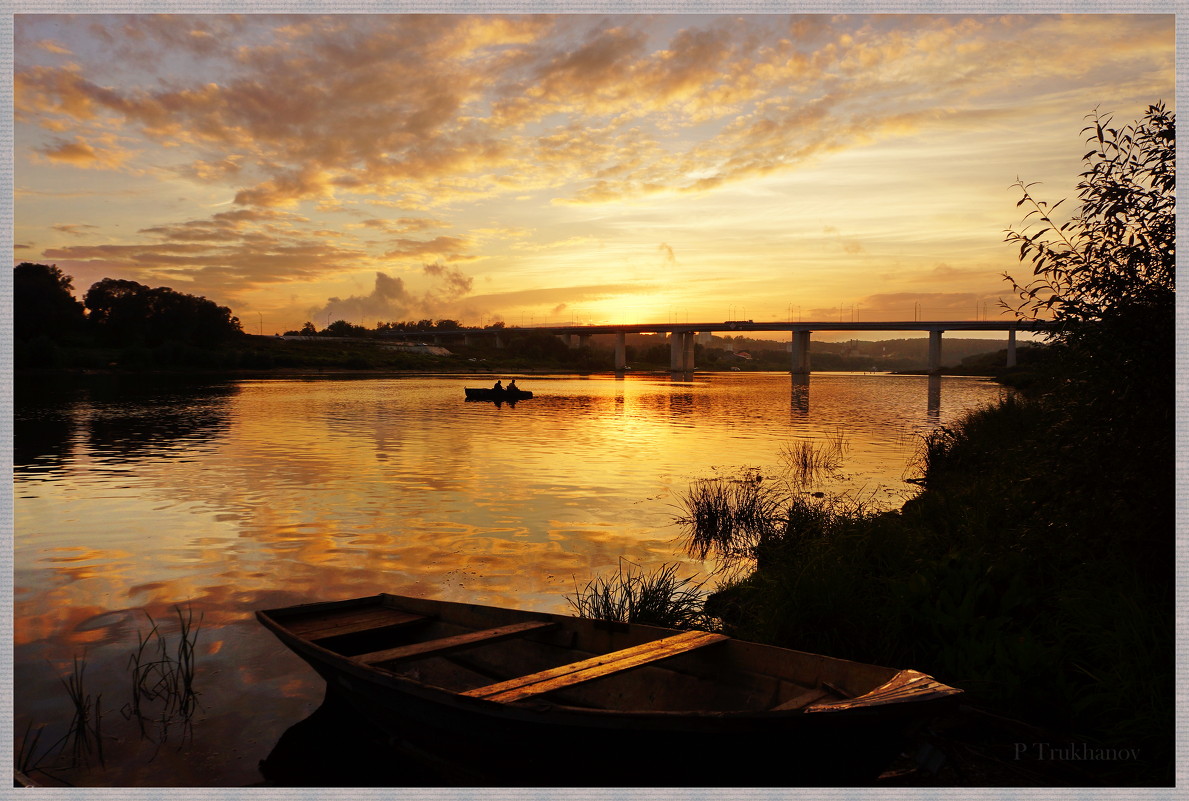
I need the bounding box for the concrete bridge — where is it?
[387,319,1051,374]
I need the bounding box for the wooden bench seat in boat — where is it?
[354,620,559,666]
[769,686,835,711]
[464,630,729,703]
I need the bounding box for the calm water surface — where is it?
[14,371,1007,786]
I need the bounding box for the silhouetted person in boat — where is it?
[507,380,519,392]
[492,380,503,391]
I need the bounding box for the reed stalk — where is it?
[121,602,204,742]
[125,613,161,736]
[674,471,787,566]
[55,653,103,766]
[16,719,47,775]
[778,430,848,486]
[172,603,202,719]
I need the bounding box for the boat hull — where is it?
[313,673,911,785]
[463,385,535,399]
[464,387,533,401]
[257,594,961,786]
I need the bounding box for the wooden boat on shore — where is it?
[257,593,962,785]
[464,387,533,401]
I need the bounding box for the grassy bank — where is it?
[675,386,1172,785]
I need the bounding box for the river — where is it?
[13,371,1008,786]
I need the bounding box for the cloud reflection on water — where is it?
[14,373,1007,785]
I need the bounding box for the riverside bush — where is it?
[685,104,1173,784]
[695,394,1171,783]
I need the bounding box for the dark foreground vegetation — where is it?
[574,104,1175,785]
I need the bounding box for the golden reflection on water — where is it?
[13,372,1007,785]
[16,374,1008,640]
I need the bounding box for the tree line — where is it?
[283,318,506,337]
[14,264,244,368]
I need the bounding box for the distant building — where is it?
[379,343,453,356]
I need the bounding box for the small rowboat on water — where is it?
[257,593,962,786]
[464,387,533,401]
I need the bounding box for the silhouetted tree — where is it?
[13,262,86,341]
[1005,102,1174,393]
[84,278,243,347]
[1005,101,1174,576]
[325,319,368,337]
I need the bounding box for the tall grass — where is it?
[124,603,204,741]
[15,720,47,776]
[567,559,712,630]
[62,654,104,766]
[778,430,848,486]
[16,602,206,782]
[673,470,787,568]
[13,655,105,782]
[675,431,851,571]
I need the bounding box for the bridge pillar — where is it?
[1006,329,1017,368]
[578,334,591,349]
[928,330,944,374]
[791,330,811,375]
[494,333,504,349]
[614,332,626,372]
[669,331,695,372]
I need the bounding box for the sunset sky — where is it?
[13,12,1175,337]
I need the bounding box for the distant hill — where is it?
[602,333,1037,372]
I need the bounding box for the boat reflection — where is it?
[464,397,523,408]
[258,691,470,787]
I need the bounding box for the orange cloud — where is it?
[36,39,72,55]
[357,217,446,234]
[232,168,337,207]
[52,223,100,236]
[306,264,477,324]
[382,235,474,262]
